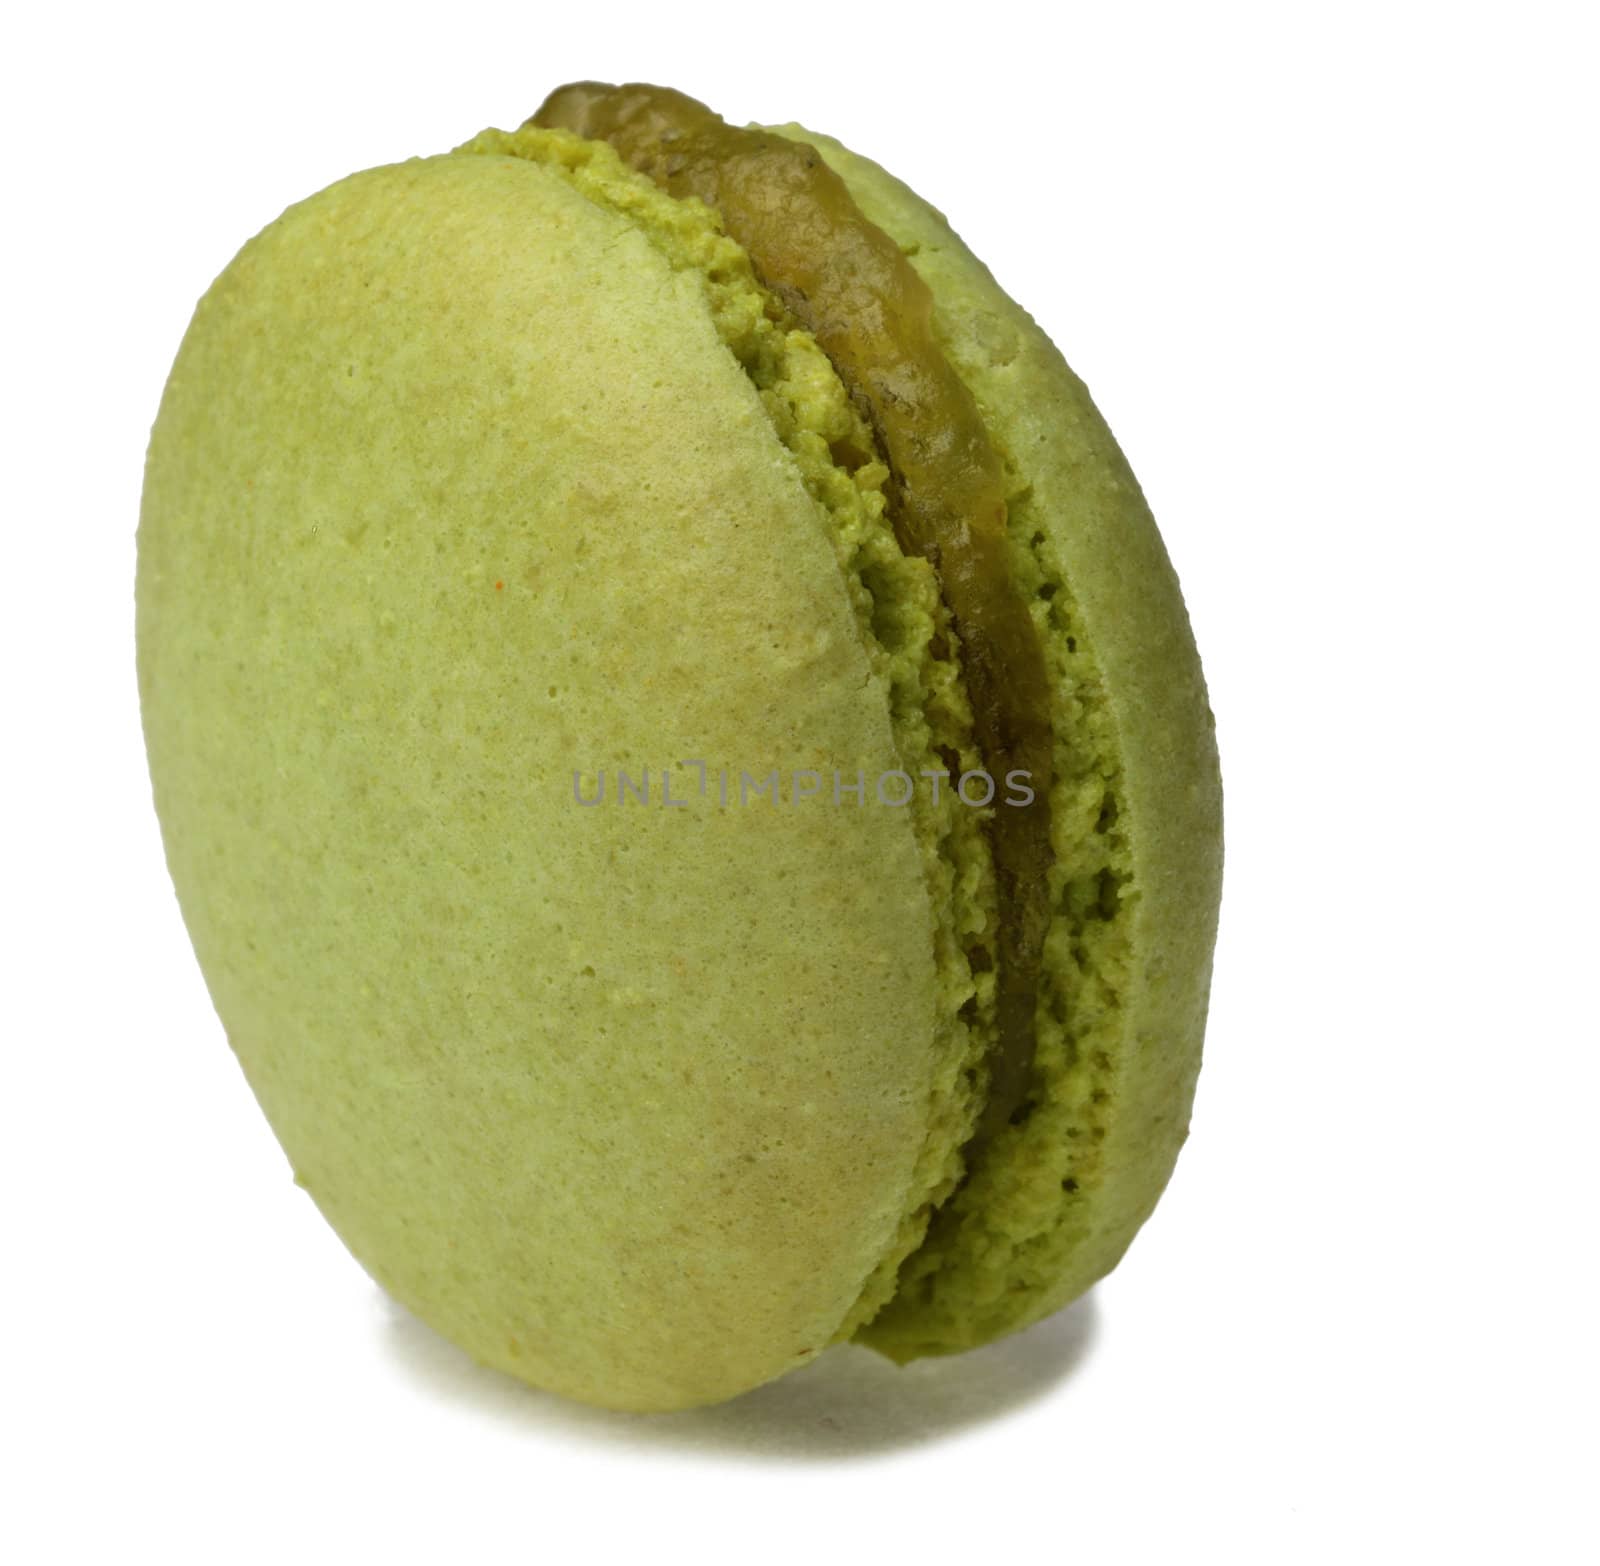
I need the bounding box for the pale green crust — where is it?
[769,127,1224,1358]
[138,152,974,1411]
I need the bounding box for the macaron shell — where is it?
[770,127,1224,1353]
[137,154,947,1410]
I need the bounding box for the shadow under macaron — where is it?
[380,1289,1099,1461]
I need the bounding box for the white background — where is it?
[6,2,1596,1560]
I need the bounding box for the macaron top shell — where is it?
[138,152,972,1410]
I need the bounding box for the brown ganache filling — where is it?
[532,83,1053,1138]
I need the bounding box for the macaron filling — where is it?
[797,129,1155,1359]
[528,84,1056,1150]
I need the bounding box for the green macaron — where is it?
[138,83,1222,1412]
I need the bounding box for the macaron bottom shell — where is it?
[784,127,1221,1358]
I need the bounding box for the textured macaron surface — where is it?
[138,152,980,1410]
[140,106,1221,1408]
